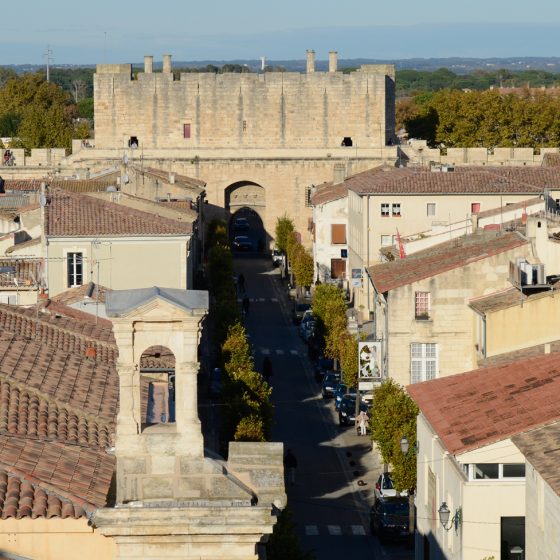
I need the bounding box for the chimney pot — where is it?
[306,50,316,74]
[163,54,172,74]
[329,51,338,73]
[144,55,153,74]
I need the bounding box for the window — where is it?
[128,136,139,149]
[305,186,313,207]
[341,136,353,147]
[427,203,436,216]
[331,224,346,244]
[381,235,392,247]
[500,517,525,560]
[381,203,390,217]
[415,292,431,320]
[67,253,83,287]
[392,203,401,217]
[471,202,481,213]
[410,343,437,383]
[467,463,526,480]
[183,124,191,138]
[330,258,346,279]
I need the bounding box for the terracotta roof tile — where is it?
[475,196,543,219]
[50,283,110,306]
[344,166,560,195]
[141,166,206,189]
[0,258,42,288]
[368,231,528,293]
[470,283,560,315]
[407,353,560,455]
[310,181,349,206]
[5,178,117,193]
[45,188,192,237]
[512,422,560,496]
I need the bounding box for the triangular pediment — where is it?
[106,287,208,320]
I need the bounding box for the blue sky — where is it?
[3,0,560,64]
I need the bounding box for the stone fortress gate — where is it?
[74,51,397,242]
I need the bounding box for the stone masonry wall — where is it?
[93,63,395,150]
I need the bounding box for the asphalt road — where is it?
[232,253,413,560]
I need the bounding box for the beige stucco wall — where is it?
[0,518,115,560]
[376,245,533,386]
[46,236,189,297]
[483,291,560,357]
[524,460,560,560]
[416,415,526,560]
[93,65,395,150]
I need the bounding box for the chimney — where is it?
[306,50,315,73]
[144,55,153,74]
[329,51,338,73]
[162,54,172,74]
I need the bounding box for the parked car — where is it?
[271,249,283,267]
[292,300,311,324]
[321,372,341,398]
[370,496,410,543]
[300,319,316,342]
[233,217,250,232]
[338,394,368,426]
[374,472,408,499]
[233,235,253,251]
[314,357,334,382]
[334,384,357,410]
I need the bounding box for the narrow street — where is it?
[233,254,413,560]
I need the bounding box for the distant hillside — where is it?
[6,57,560,75]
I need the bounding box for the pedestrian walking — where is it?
[262,356,273,381]
[238,273,245,294]
[242,296,250,316]
[284,449,298,486]
[356,410,369,436]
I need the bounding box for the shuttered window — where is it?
[183,124,191,139]
[331,224,346,245]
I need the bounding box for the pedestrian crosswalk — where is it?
[236,297,278,303]
[304,524,369,536]
[258,347,304,356]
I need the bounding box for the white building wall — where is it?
[524,461,560,560]
[416,415,526,560]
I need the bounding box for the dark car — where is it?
[334,384,357,410]
[370,496,410,543]
[314,357,334,382]
[321,372,341,398]
[233,217,250,232]
[292,300,311,324]
[233,235,253,251]
[338,395,368,426]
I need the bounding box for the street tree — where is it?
[275,216,295,254]
[292,248,314,288]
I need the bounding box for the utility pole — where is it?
[44,46,54,82]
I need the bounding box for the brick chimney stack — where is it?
[306,50,316,73]
[144,55,153,74]
[162,54,172,74]
[329,51,338,73]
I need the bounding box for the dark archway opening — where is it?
[229,207,266,254]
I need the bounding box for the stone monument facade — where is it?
[92,287,286,559]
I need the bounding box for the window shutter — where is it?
[331,224,346,244]
[183,124,191,139]
[330,258,346,279]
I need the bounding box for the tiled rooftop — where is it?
[0,258,43,288]
[141,166,206,189]
[310,181,350,206]
[45,188,192,237]
[512,422,560,497]
[343,166,560,195]
[367,231,528,293]
[407,353,560,455]
[51,283,110,306]
[5,178,117,193]
[475,196,543,219]
[479,342,560,367]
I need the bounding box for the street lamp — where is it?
[400,435,418,541]
[438,502,462,533]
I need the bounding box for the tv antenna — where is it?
[44,46,54,82]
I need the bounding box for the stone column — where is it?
[163,54,172,74]
[306,50,315,73]
[176,361,201,426]
[144,55,153,74]
[329,51,338,73]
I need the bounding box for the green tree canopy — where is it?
[275,216,295,254]
[370,379,419,493]
[292,248,314,288]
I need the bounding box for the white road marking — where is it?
[261,348,270,355]
[290,350,299,355]
[271,298,279,303]
[327,525,342,536]
[305,525,319,536]
[351,525,366,535]
[275,349,284,355]
[259,298,265,302]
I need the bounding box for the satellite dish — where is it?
[122,174,129,184]
[123,154,129,165]
[106,185,117,192]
